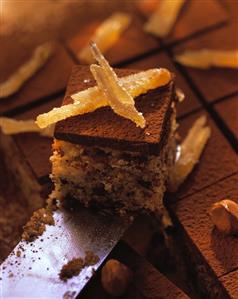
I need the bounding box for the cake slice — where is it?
[50,65,177,215]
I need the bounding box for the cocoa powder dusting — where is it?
[59,251,99,281]
[22,208,54,242]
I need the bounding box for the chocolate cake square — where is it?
[51,66,177,214]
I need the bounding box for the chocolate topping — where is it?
[54,66,175,154]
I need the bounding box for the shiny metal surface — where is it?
[0,208,129,299]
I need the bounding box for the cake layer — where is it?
[55,66,175,154]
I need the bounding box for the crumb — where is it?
[59,251,99,281]
[22,208,54,242]
[59,258,84,281]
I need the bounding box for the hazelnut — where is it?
[209,199,238,235]
[101,259,133,296]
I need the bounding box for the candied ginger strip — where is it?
[0,117,53,137]
[36,68,171,129]
[91,64,145,128]
[78,12,131,64]
[175,49,238,69]
[144,0,186,37]
[72,68,171,102]
[90,43,145,128]
[0,42,53,98]
[169,115,211,192]
[36,100,106,129]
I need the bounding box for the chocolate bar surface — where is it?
[68,16,160,66]
[55,66,174,154]
[171,174,238,297]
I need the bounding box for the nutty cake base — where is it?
[50,116,176,215]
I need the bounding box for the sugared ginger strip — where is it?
[90,42,145,128]
[144,0,186,37]
[175,49,238,69]
[0,117,53,137]
[0,42,53,98]
[36,68,171,129]
[78,12,131,64]
[169,115,211,192]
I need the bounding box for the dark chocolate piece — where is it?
[173,21,238,102]
[80,241,189,299]
[163,0,228,45]
[221,269,238,298]
[67,16,159,66]
[13,97,62,180]
[170,174,238,297]
[215,95,238,141]
[176,111,238,199]
[55,66,174,154]
[126,51,201,117]
[0,41,73,115]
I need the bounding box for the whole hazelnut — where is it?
[101,259,133,296]
[209,199,238,235]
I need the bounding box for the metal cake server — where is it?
[0,207,130,299]
[0,144,181,299]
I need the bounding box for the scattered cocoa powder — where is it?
[59,251,99,281]
[22,208,55,242]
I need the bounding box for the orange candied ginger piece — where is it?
[78,12,131,64]
[175,49,238,69]
[90,42,145,128]
[0,117,53,137]
[0,42,53,98]
[144,0,186,37]
[36,68,171,129]
[169,115,211,192]
[36,44,171,129]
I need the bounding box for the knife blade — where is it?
[0,207,130,299]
